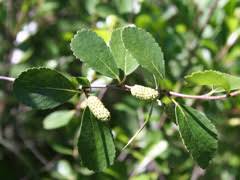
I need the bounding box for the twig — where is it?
[0,137,38,178]
[0,75,15,82]
[2,75,240,100]
[191,165,205,180]
[121,102,154,151]
[86,84,130,91]
[23,140,48,165]
[169,90,240,100]
[85,85,240,101]
[73,110,85,158]
[216,29,240,60]
[198,0,219,36]
[180,0,219,77]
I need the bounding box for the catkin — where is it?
[130,85,159,100]
[87,96,110,121]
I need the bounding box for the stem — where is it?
[169,90,240,100]
[0,76,15,82]
[85,84,130,91]
[121,102,154,151]
[73,118,83,158]
[2,74,240,100]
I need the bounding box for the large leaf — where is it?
[109,28,139,75]
[78,108,116,171]
[43,110,75,130]
[13,68,77,109]
[122,27,165,81]
[175,105,218,168]
[70,29,119,80]
[185,70,240,91]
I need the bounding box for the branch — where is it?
[198,0,219,36]
[1,74,240,100]
[85,85,240,100]
[0,75,15,82]
[169,90,240,100]
[179,0,219,77]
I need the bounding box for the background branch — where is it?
[180,0,219,77]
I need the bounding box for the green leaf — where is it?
[185,70,240,91]
[13,68,77,109]
[71,76,90,87]
[114,0,134,14]
[175,105,218,168]
[122,27,165,81]
[43,110,75,130]
[109,28,139,75]
[78,107,116,171]
[70,29,119,80]
[85,0,99,14]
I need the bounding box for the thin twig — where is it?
[180,0,219,77]
[0,75,15,82]
[198,0,219,36]
[85,85,240,100]
[2,75,240,100]
[169,90,240,100]
[85,84,130,91]
[0,137,38,178]
[121,102,154,151]
[73,110,85,158]
[191,165,205,180]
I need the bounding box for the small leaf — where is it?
[13,68,77,109]
[122,27,165,81]
[78,107,115,171]
[185,70,240,91]
[109,28,138,75]
[70,29,119,80]
[43,110,75,130]
[175,105,218,168]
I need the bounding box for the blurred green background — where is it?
[1,0,240,179]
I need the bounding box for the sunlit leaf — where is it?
[110,27,139,75]
[185,70,240,91]
[122,27,165,82]
[70,29,119,80]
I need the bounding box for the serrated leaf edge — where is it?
[109,27,139,75]
[175,104,217,168]
[185,70,227,80]
[70,29,120,80]
[122,26,165,79]
[14,67,78,93]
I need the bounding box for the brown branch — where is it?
[2,75,240,100]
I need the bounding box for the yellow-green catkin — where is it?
[130,85,159,100]
[87,96,110,121]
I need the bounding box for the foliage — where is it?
[185,70,240,92]
[1,0,240,179]
[175,104,218,168]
